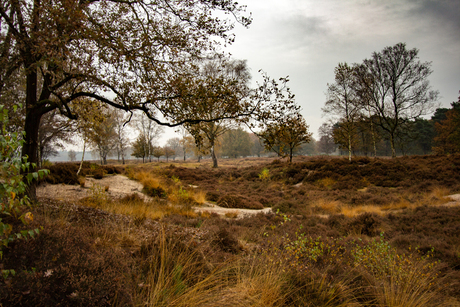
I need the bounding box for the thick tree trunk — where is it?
[22,70,41,202]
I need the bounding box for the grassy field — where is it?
[1,155,460,306]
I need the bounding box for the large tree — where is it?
[0,0,251,200]
[354,43,439,157]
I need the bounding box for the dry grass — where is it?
[80,188,197,220]
[311,185,454,218]
[341,205,385,217]
[225,211,239,219]
[366,258,443,307]
[137,235,291,307]
[311,199,343,214]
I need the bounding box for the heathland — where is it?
[1,155,460,306]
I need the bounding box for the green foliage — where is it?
[258,167,270,181]
[351,233,439,284]
[221,128,252,158]
[0,105,48,262]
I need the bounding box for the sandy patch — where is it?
[37,174,272,218]
[37,175,148,202]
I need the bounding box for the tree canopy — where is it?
[0,0,252,199]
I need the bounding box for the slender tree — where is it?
[317,123,336,155]
[134,113,164,162]
[131,133,151,163]
[323,63,361,161]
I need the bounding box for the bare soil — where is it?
[37,175,147,201]
[37,174,273,218]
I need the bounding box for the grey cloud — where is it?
[409,0,460,34]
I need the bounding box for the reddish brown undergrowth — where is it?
[3,155,460,306]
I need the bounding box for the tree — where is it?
[164,146,176,162]
[86,108,118,165]
[433,93,460,154]
[323,63,361,161]
[354,43,439,157]
[152,147,165,162]
[261,113,312,163]
[0,0,251,200]
[180,135,194,162]
[131,133,152,163]
[317,123,336,155]
[134,113,164,162]
[112,109,131,164]
[222,128,252,158]
[68,150,77,162]
[166,137,181,161]
[37,110,74,166]
[184,57,251,168]
[249,133,265,157]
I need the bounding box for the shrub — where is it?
[258,167,270,181]
[0,104,48,265]
[346,212,382,236]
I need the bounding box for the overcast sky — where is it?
[213,0,459,140]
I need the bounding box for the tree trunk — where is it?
[77,141,86,176]
[211,145,218,168]
[390,134,396,158]
[348,133,352,162]
[22,70,41,202]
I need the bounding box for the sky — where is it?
[63,0,460,153]
[191,0,460,141]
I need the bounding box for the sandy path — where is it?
[37,174,273,218]
[193,202,272,219]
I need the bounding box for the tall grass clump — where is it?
[135,228,294,307]
[351,233,443,306]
